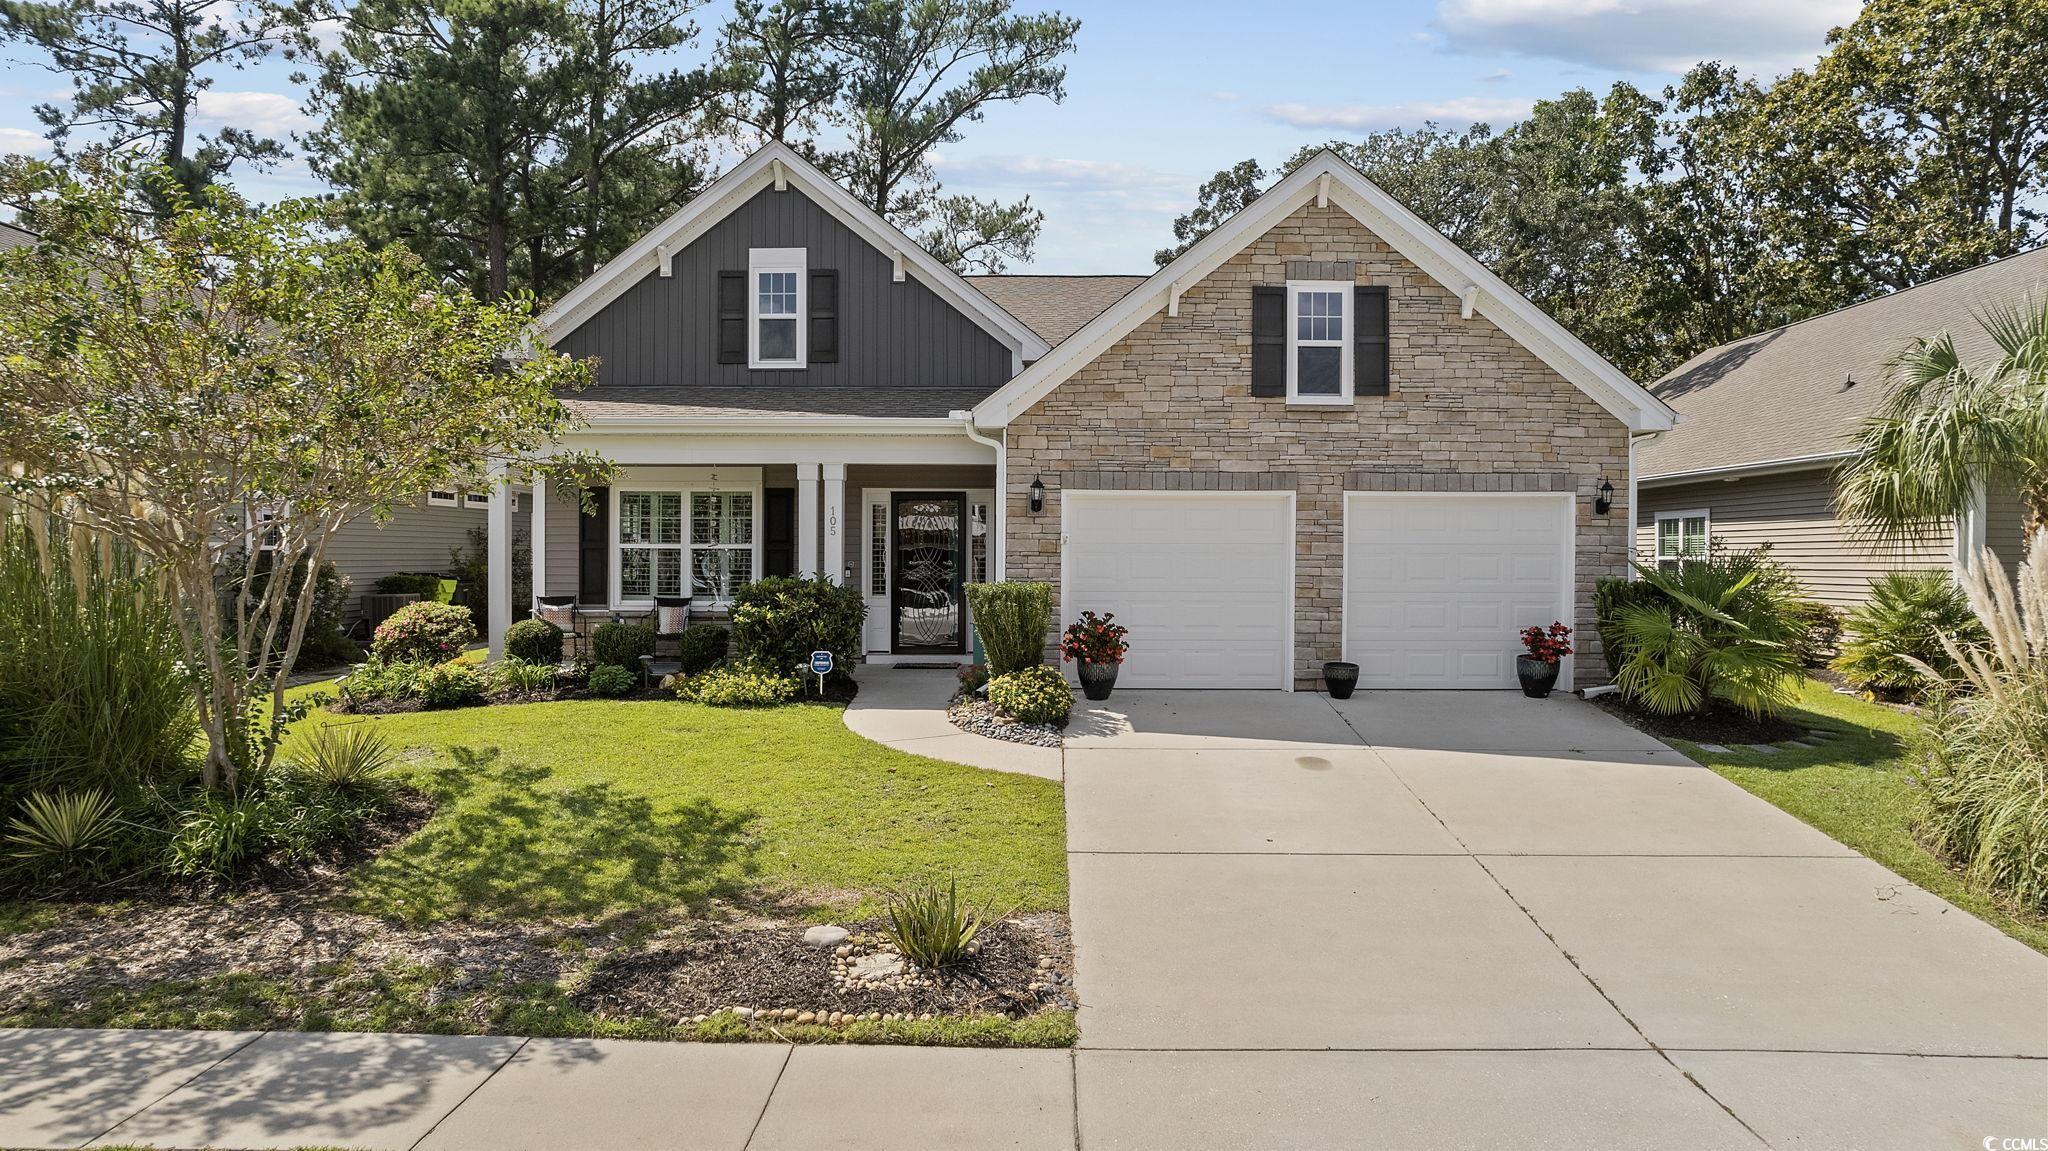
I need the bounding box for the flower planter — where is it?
[1322,661,1360,700]
[1516,655,1561,699]
[1076,658,1120,701]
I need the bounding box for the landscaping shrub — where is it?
[4,788,120,885]
[222,547,359,670]
[371,600,477,664]
[0,517,196,814]
[587,663,637,698]
[987,664,1073,725]
[1593,576,1669,681]
[339,660,426,706]
[485,657,557,698]
[883,880,993,969]
[729,576,865,688]
[1613,550,1805,718]
[591,620,657,668]
[1833,571,1987,698]
[1789,600,1845,666]
[967,582,1052,676]
[675,661,800,707]
[677,623,730,676]
[284,725,396,793]
[166,768,394,880]
[957,662,989,697]
[1908,535,2048,912]
[415,660,486,708]
[373,571,445,598]
[503,618,565,664]
[168,792,268,879]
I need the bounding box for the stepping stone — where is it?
[1806,730,1838,740]
[1742,743,1782,755]
[803,925,849,949]
[1694,743,1733,755]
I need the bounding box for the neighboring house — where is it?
[485,142,1674,689]
[1636,248,2043,611]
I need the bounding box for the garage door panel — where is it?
[1346,494,1571,690]
[1065,494,1292,690]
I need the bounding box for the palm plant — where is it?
[1832,571,1988,697]
[1836,296,2048,545]
[1614,552,1806,718]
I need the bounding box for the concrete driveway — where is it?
[1064,689,2048,1150]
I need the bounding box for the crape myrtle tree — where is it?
[0,157,610,791]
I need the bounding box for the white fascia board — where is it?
[1637,450,1853,488]
[572,415,970,437]
[971,150,1677,433]
[538,142,1048,362]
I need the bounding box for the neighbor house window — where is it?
[748,248,806,368]
[253,507,281,552]
[691,491,754,600]
[1287,280,1351,404]
[427,490,458,508]
[463,491,489,509]
[1655,510,1709,572]
[619,491,685,600]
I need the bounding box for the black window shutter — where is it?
[716,270,746,364]
[1355,285,1390,396]
[808,269,839,363]
[1251,285,1286,396]
[577,486,609,604]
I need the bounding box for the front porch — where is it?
[482,430,1000,663]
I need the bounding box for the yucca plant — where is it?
[5,788,120,879]
[882,880,996,970]
[1832,571,1987,697]
[1615,551,1806,718]
[1907,531,2048,912]
[285,724,397,792]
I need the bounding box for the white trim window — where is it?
[748,247,806,368]
[619,491,686,600]
[691,491,755,600]
[1286,280,1352,404]
[1654,509,1710,572]
[427,490,459,508]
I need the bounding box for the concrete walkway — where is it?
[3,687,2044,1149]
[841,665,1062,780]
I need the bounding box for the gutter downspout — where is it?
[955,411,1006,581]
[1626,429,1664,581]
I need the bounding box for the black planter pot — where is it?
[1322,661,1360,700]
[1076,658,1120,701]
[1516,655,1562,698]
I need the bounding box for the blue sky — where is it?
[0,0,1860,273]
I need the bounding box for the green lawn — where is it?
[1661,681,2048,955]
[303,697,1067,923]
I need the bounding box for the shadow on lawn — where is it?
[352,747,759,924]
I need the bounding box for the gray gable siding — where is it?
[556,185,1015,390]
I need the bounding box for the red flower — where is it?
[1518,621,1573,663]
[1060,611,1130,664]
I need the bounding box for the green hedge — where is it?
[730,576,865,691]
[966,582,1051,676]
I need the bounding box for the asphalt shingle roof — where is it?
[1640,245,2048,479]
[967,275,1147,347]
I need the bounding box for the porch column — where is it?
[796,462,820,577]
[486,460,512,657]
[530,473,546,598]
[822,463,847,585]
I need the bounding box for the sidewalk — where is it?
[0,1029,1075,1151]
[841,666,1062,780]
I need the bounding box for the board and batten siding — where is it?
[553,185,1014,391]
[1636,468,1954,611]
[327,498,487,620]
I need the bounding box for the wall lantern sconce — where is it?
[1593,478,1614,516]
[1028,477,1046,514]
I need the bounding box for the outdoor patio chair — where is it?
[533,595,585,661]
[640,595,693,686]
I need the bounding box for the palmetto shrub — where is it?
[1909,532,2048,913]
[1614,550,1806,718]
[1594,576,1669,680]
[883,880,994,969]
[967,582,1051,676]
[1833,571,1988,698]
[371,600,477,664]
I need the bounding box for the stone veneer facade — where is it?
[1001,201,1631,688]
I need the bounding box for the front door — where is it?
[891,491,967,654]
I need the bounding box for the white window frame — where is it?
[1653,508,1711,569]
[1285,279,1353,406]
[748,247,807,369]
[608,469,765,610]
[252,506,282,552]
[616,490,688,603]
[427,490,459,508]
[689,490,757,603]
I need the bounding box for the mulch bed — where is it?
[1590,693,1812,745]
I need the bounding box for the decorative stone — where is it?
[803,925,850,949]
[733,1007,754,1020]
[1742,743,1782,755]
[852,954,904,981]
[796,1011,816,1024]
[1693,743,1732,755]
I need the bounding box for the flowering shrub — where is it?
[676,661,800,707]
[987,664,1073,725]
[371,600,477,664]
[415,660,485,708]
[1060,610,1130,665]
[1518,622,1573,664]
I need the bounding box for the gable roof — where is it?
[1639,244,2048,482]
[968,275,1146,347]
[969,150,1677,432]
[538,142,1049,364]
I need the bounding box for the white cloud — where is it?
[194,90,309,139]
[930,153,1185,193]
[1434,0,1860,76]
[1478,68,1514,82]
[1262,96,1534,132]
[0,127,50,157]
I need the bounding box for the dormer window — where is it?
[749,248,806,368]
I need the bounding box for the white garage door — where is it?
[1344,493,1573,689]
[1063,492,1293,689]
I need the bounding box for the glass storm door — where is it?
[891,492,966,654]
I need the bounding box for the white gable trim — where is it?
[969,150,1677,432]
[538,142,1049,364]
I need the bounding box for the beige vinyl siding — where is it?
[542,482,581,599]
[327,497,487,620]
[1636,468,1954,612]
[1984,477,2029,586]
